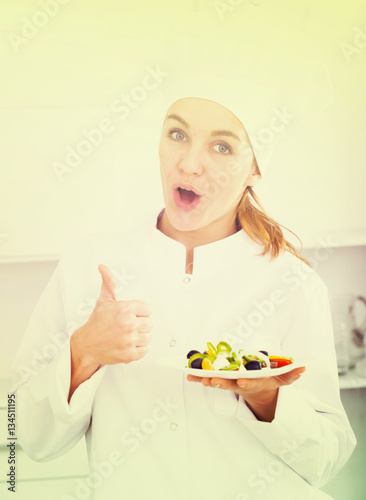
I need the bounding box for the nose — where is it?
[178,145,204,176]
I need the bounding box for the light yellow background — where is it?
[1,1,365,499]
[0,0,365,259]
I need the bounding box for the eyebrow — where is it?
[166,114,240,141]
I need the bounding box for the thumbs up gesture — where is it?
[71,264,153,369]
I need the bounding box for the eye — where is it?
[213,143,232,155]
[168,129,186,141]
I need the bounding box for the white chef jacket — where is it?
[11,208,356,500]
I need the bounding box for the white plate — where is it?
[157,355,307,380]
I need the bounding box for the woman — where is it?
[158,94,307,421]
[12,86,356,500]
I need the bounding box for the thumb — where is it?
[98,264,116,301]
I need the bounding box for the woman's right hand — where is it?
[68,264,153,401]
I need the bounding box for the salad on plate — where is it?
[186,341,294,372]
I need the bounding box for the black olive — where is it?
[191,358,203,369]
[187,350,200,359]
[245,360,261,370]
[259,350,269,357]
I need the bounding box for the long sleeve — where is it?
[10,254,107,462]
[234,282,357,488]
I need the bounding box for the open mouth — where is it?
[178,187,200,203]
[172,185,202,212]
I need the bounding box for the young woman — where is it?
[12,89,356,500]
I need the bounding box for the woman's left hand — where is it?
[186,366,306,422]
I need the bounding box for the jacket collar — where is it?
[144,208,264,281]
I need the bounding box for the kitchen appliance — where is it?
[329,294,366,375]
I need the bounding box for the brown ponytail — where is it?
[235,187,310,266]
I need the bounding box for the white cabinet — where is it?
[255,107,366,250]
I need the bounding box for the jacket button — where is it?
[183,277,191,283]
[170,422,178,431]
[169,340,176,347]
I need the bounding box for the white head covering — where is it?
[159,73,275,177]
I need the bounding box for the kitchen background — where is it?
[1,1,365,499]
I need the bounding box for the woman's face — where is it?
[158,97,260,232]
